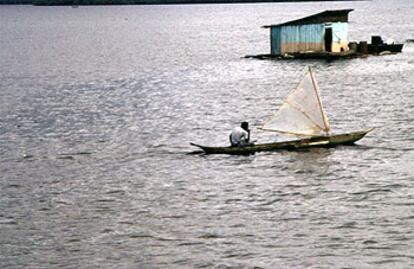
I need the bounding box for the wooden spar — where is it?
[260,99,323,136]
[284,99,324,132]
[308,67,330,135]
[258,126,317,137]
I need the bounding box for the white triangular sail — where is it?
[262,67,330,136]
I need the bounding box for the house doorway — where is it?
[325,28,333,52]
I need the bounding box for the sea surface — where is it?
[1,1,414,268]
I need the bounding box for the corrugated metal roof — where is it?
[263,9,353,28]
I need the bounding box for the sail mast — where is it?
[308,67,330,135]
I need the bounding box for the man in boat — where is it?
[229,122,253,147]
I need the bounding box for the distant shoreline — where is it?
[0,0,363,6]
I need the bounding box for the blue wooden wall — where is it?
[270,22,349,55]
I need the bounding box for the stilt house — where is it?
[263,9,353,56]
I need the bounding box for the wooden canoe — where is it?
[190,128,373,155]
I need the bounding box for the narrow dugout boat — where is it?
[191,67,373,155]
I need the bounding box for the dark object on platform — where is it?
[353,36,403,54]
[358,41,369,54]
[368,43,404,54]
[371,35,383,45]
[366,36,403,54]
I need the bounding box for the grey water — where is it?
[0,1,413,268]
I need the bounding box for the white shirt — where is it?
[230,127,249,146]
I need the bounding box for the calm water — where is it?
[1,1,414,268]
